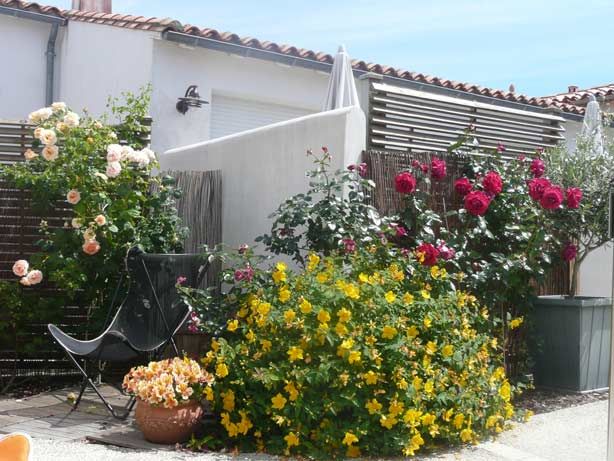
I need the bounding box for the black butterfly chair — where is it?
[48,247,208,419]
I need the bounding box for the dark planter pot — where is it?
[531,296,612,392]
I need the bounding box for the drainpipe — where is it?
[45,23,59,106]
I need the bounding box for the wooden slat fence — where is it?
[363,149,569,296]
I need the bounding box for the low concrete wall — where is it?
[161,106,366,248]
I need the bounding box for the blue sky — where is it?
[47,0,612,97]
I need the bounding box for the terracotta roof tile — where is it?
[1,0,606,115]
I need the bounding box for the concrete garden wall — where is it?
[160,106,366,248]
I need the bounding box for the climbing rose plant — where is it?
[0,88,186,343]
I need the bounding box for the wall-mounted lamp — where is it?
[176,85,208,115]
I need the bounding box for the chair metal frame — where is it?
[49,251,206,420]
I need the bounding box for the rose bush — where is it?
[192,244,517,459]
[0,88,186,375]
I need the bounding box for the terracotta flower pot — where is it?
[134,399,203,444]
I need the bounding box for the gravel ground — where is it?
[27,399,608,461]
[515,387,608,414]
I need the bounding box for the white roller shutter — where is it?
[210,94,313,139]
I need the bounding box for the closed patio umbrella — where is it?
[580,94,606,156]
[323,45,359,111]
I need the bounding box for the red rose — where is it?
[527,178,551,201]
[566,187,582,209]
[464,190,491,216]
[562,243,577,262]
[415,243,439,266]
[430,157,447,180]
[530,158,545,178]
[454,177,473,196]
[540,186,564,210]
[482,171,503,196]
[395,171,417,194]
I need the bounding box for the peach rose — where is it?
[19,277,31,287]
[94,215,107,226]
[106,161,122,178]
[51,102,66,112]
[71,218,82,229]
[42,145,59,161]
[55,122,69,133]
[28,107,52,124]
[12,260,29,277]
[26,270,43,285]
[33,127,43,139]
[82,239,101,256]
[39,128,57,146]
[106,144,123,163]
[24,149,38,161]
[66,189,81,205]
[83,228,96,240]
[63,112,80,128]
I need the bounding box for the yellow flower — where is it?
[403,409,422,425]
[524,410,534,422]
[204,386,214,401]
[283,309,296,323]
[379,414,398,429]
[421,289,430,299]
[348,350,361,364]
[382,325,398,339]
[227,319,239,332]
[384,291,396,303]
[284,431,299,448]
[509,316,524,329]
[337,307,352,323]
[460,428,473,443]
[287,346,304,362]
[316,272,329,284]
[299,297,312,314]
[425,341,437,355]
[403,433,425,456]
[222,390,235,411]
[420,413,436,426]
[245,330,256,343]
[423,317,432,329]
[430,265,441,279]
[276,262,287,272]
[343,283,360,299]
[486,415,500,428]
[424,380,434,395]
[284,382,299,401]
[363,370,378,385]
[342,431,359,446]
[257,302,271,316]
[335,322,349,336]
[358,273,369,283]
[443,408,454,422]
[412,376,423,390]
[406,325,419,338]
[499,381,511,402]
[346,445,361,457]
[453,413,465,429]
[271,393,287,410]
[211,339,220,352]
[365,398,382,414]
[278,287,291,303]
[216,363,229,378]
[442,344,454,358]
[317,309,331,324]
[272,269,286,284]
[389,400,404,417]
[403,292,415,305]
[307,253,320,271]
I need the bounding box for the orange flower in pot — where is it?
[123,357,214,444]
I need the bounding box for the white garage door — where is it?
[210,94,314,139]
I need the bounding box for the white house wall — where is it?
[0,15,56,119]
[150,39,332,154]
[57,21,154,119]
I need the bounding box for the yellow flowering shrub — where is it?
[196,246,515,459]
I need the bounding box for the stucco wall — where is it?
[56,21,154,118]
[0,15,56,120]
[160,106,366,248]
[150,39,334,154]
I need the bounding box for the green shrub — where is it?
[197,245,515,459]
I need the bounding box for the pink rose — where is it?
[234,266,254,282]
[82,239,101,256]
[176,276,187,285]
[464,190,491,216]
[342,238,356,253]
[19,277,31,287]
[416,243,439,266]
[395,172,417,194]
[454,177,473,196]
[540,186,564,210]
[437,242,456,260]
[106,161,122,178]
[395,225,408,237]
[238,244,249,254]
[566,187,582,209]
[66,189,81,205]
[482,171,503,196]
[496,143,506,153]
[12,260,29,277]
[562,243,577,262]
[528,178,551,201]
[106,144,123,163]
[26,270,43,285]
[530,158,545,178]
[94,215,107,226]
[430,157,447,180]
